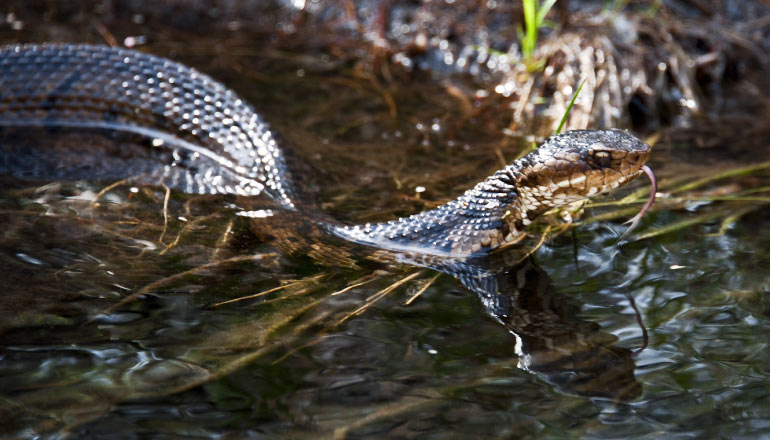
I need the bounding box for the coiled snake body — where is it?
[0,44,652,259]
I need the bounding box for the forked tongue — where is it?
[619,165,657,240]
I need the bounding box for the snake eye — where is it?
[591,150,612,168]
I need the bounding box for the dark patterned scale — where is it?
[0,44,296,208]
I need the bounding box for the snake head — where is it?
[513,129,652,225]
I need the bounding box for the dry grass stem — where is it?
[270,337,325,366]
[257,298,327,345]
[90,18,119,47]
[514,225,557,266]
[90,253,277,321]
[509,76,535,134]
[671,161,770,193]
[336,270,425,325]
[211,219,235,260]
[162,346,275,396]
[257,288,319,306]
[174,300,331,392]
[631,211,724,242]
[403,273,441,306]
[157,184,171,244]
[330,272,385,296]
[705,205,765,237]
[495,148,508,168]
[332,394,440,440]
[211,274,326,307]
[90,178,133,206]
[159,213,219,255]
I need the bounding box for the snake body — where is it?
[0,44,651,258]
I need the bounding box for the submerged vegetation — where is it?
[3,147,769,435]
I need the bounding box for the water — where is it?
[4,184,769,438]
[2,1,770,438]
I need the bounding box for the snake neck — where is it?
[331,163,560,258]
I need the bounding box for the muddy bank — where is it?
[2,0,768,138]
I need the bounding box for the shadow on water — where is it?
[1,0,770,438]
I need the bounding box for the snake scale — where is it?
[0,44,653,260]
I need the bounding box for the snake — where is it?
[0,44,655,261]
[0,44,657,403]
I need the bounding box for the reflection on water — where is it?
[471,258,642,401]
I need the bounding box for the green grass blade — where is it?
[536,0,558,25]
[522,0,536,58]
[555,79,584,135]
